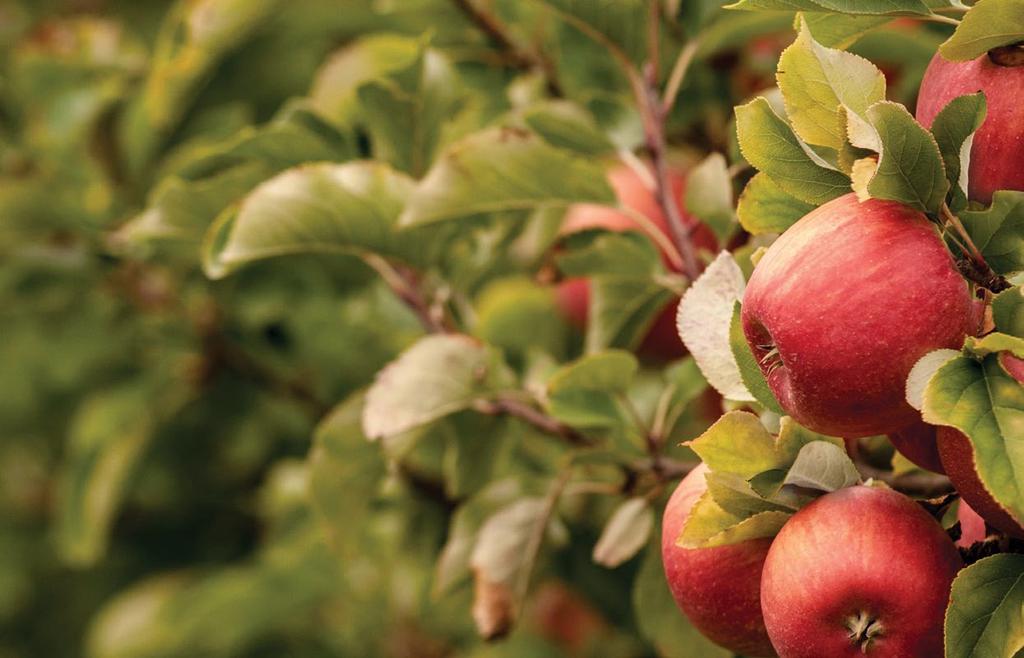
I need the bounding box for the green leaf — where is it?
[806,0,931,14]
[548,350,639,395]
[434,480,526,596]
[783,441,861,492]
[939,0,1024,61]
[906,348,962,411]
[55,385,159,567]
[706,471,795,516]
[118,0,282,173]
[774,416,845,463]
[362,334,513,440]
[358,47,468,177]
[522,100,615,156]
[121,105,351,245]
[965,333,1024,360]
[592,498,654,568]
[587,278,675,354]
[681,493,790,549]
[687,411,784,477]
[309,33,422,125]
[308,391,388,557]
[399,127,616,227]
[923,355,1024,525]
[801,12,892,49]
[994,287,1024,337]
[474,278,568,358]
[470,496,566,637]
[730,301,784,414]
[851,101,948,214]
[557,231,663,279]
[960,191,1024,275]
[735,96,851,206]
[777,19,887,150]
[737,171,816,235]
[202,162,417,279]
[631,545,731,658]
[443,414,513,499]
[684,153,735,242]
[726,0,930,14]
[677,252,755,401]
[546,351,638,430]
[945,554,1024,658]
[928,93,987,207]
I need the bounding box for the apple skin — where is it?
[937,426,1024,539]
[888,420,944,474]
[742,194,976,438]
[761,486,962,658]
[557,164,717,361]
[956,499,988,549]
[661,464,777,657]
[916,51,1024,205]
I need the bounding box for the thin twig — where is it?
[364,254,454,333]
[662,39,700,115]
[476,396,594,447]
[940,203,1011,292]
[922,13,961,26]
[453,0,563,96]
[636,4,702,281]
[514,462,574,608]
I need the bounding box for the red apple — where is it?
[661,464,776,657]
[761,486,962,658]
[937,425,1024,539]
[741,194,976,438]
[557,164,718,361]
[956,499,988,549]
[916,50,1024,205]
[888,420,944,474]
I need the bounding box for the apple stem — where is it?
[989,44,1024,68]
[846,610,885,654]
[940,203,1011,293]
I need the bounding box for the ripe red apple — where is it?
[741,194,976,438]
[661,464,776,657]
[761,486,962,658]
[916,50,1024,205]
[937,425,1024,539]
[888,420,944,474]
[557,164,718,360]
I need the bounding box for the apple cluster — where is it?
[657,41,1024,658]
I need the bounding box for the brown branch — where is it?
[452,0,562,96]
[476,396,593,447]
[636,5,702,281]
[364,254,455,334]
